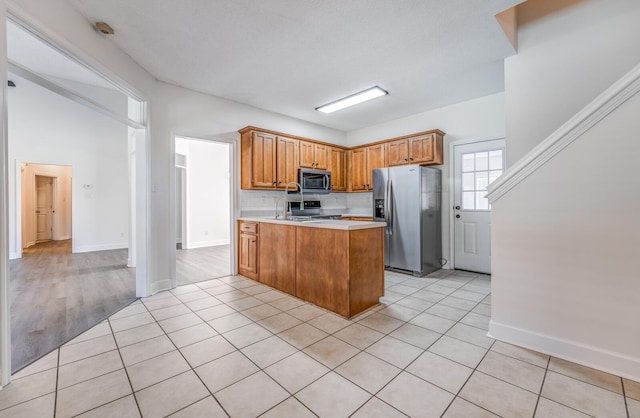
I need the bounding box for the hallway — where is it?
[10,240,136,372]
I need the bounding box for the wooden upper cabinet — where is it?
[328,147,347,192]
[409,134,435,164]
[385,131,444,167]
[276,136,299,189]
[249,131,277,188]
[299,140,328,169]
[387,139,409,166]
[240,126,444,192]
[366,144,386,173]
[349,148,368,191]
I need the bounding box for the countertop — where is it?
[238,217,385,231]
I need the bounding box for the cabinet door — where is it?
[366,144,387,189]
[276,137,299,189]
[328,148,347,191]
[251,132,277,188]
[409,134,434,164]
[313,144,329,169]
[239,232,258,279]
[350,148,368,191]
[298,140,315,168]
[259,223,296,295]
[387,139,409,166]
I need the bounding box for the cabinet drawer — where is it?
[240,222,259,234]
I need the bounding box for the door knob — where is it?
[456,214,461,219]
[455,205,460,210]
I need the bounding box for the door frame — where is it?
[448,137,505,271]
[170,133,239,287]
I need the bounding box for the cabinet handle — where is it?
[404,158,408,161]
[409,157,414,161]
[273,181,277,184]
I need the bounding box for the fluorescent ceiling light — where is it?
[316,86,388,113]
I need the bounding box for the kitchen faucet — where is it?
[275,182,304,219]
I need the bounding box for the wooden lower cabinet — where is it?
[238,221,384,317]
[295,227,384,317]
[238,222,259,280]
[258,223,296,294]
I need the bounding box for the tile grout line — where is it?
[53,348,60,418]
[107,309,144,418]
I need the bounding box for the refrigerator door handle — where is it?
[387,180,394,236]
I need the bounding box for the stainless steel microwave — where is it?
[298,168,332,194]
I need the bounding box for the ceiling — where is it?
[66,0,522,132]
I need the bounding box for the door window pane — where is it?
[475,192,489,210]
[475,171,489,191]
[489,150,503,170]
[463,192,475,210]
[462,154,475,172]
[475,152,488,171]
[462,173,474,191]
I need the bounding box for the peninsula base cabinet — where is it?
[237,220,384,318]
[258,223,296,295]
[295,227,384,317]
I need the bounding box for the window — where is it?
[461,150,503,210]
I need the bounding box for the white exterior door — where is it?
[35,176,54,242]
[453,139,505,273]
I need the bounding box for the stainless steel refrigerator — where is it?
[373,165,442,276]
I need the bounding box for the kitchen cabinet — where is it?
[242,131,277,188]
[241,129,301,190]
[295,226,383,317]
[258,223,296,295]
[350,144,386,191]
[299,140,328,169]
[238,221,259,280]
[386,132,444,166]
[237,218,385,318]
[240,126,444,192]
[328,147,347,192]
[276,136,299,189]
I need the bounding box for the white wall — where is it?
[347,93,506,268]
[505,0,640,166]
[152,81,347,284]
[491,0,640,381]
[491,90,640,381]
[20,163,72,248]
[8,74,129,254]
[176,137,230,248]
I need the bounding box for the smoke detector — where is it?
[95,22,114,35]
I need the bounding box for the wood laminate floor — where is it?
[9,240,136,373]
[175,244,231,285]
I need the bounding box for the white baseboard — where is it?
[9,252,21,260]
[73,242,128,253]
[148,278,173,298]
[185,239,229,249]
[489,320,640,382]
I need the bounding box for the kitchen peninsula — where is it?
[237,218,385,318]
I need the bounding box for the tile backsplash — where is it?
[239,190,372,217]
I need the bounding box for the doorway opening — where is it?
[20,163,72,253]
[174,137,232,284]
[3,17,149,379]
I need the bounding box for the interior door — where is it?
[35,175,54,242]
[453,139,505,273]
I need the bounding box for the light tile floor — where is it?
[1,270,638,417]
